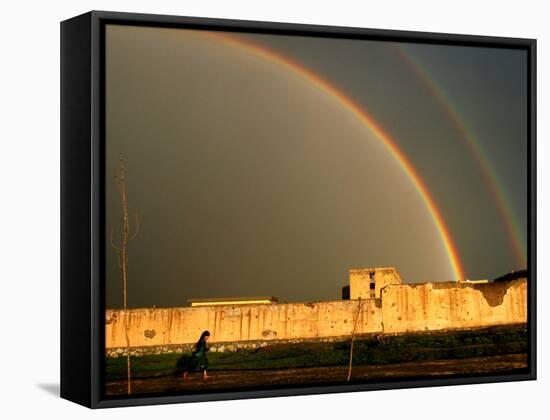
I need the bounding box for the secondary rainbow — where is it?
[204,31,466,282]
[393,45,526,268]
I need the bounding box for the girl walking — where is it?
[182,330,210,381]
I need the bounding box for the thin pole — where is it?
[347,297,364,382]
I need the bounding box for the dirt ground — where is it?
[105,353,527,396]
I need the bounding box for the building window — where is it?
[369,271,376,298]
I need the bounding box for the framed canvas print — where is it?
[60,11,536,408]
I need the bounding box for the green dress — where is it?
[187,340,209,372]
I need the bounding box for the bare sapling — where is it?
[110,154,140,395]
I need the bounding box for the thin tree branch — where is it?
[129,214,140,241]
[110,228,122,251]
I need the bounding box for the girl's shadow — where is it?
[175,353,191,375]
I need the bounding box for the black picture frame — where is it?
[60,10,537,409]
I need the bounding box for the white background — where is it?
[0,0,547,418]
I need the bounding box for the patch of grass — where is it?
[105,324,528,381]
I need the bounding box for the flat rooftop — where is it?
[188,296,279,307]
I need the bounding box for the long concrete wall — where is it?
[105,279,527,349]
[381,279,527,333]
[106,299,382,348]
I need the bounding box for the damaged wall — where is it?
[106,299,383,348]
[381,279,527,333]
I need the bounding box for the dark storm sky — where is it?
[104,25,527,309]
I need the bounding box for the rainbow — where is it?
[203,31,466,282]
[394,45,526,268]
